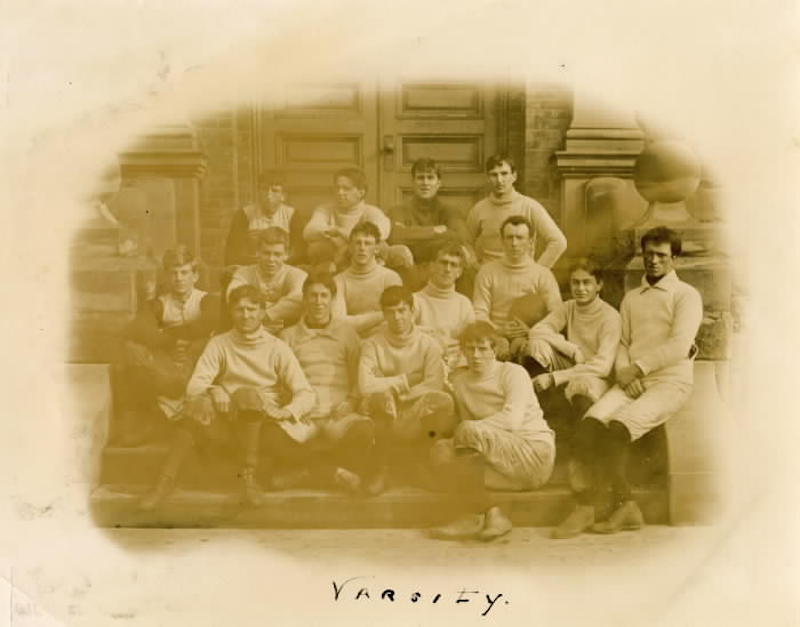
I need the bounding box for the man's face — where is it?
[643,241,675,280]
[349,234,377,267]
[413,169,441,201]
[231,297,264,334]
[303,283,333,326]
[257,242,287,276]
[487,162,517,196]
[265,184,284,210]
[383,301,414,336]
[335,176,365,210]
[166,262,199,297]
[430,253,463,289]
[501,223,531,262]
[463,338,496,374]
[570,269,602,306]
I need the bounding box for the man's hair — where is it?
[255,226,290,250]
[411,158,442,179]
[162,245,199,272]
[334,167,368,193]
[228,284,264,309]
[500,215,533,238]
[459,321,501,349]
[434,243,466,265]
[568,257,603,282]
[641,226,682,257]
[349,221,381,243]
[258,170,286,191]
[485,154,516,174]
[380,285,414,310]
[302,271,337,297]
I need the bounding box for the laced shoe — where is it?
[479,506,513,541]
[429,513,485,540]
[591,500,644,534]
[138,474,176,512]
[551,504,595,539]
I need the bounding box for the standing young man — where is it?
[359,286,456,493]
[413,244,476,372]
[552,226,703,538]
[280,273,376,494]
[226,227,307,331]
[473,216,563,361]
[139,285,315,511]
[331,221,403,337]
[388,158,474,290]
[466,155,566,267]
[429,321,556,541]
[114,246,219,446]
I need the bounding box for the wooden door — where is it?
[377,81,499,215]
[257,83,380,219]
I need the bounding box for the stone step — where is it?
[90,484,669,529]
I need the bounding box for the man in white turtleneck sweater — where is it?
[413,244,475,371]
[529,258,622,416]
[359,285,456,493]
[332,221,403,337]
[473,215,563,361]
[466,154,566,266]
[138,285,315,511]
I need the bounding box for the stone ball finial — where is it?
[633,140,702,203]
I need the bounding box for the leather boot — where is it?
[552,504,595,539]
[591,500,644,534]
[479,506,512,541]
[139,473,176,511]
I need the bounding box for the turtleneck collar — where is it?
[422,281,456,299]
[232,326,269,345]
[385,324,418,349]
[501,254,533,270]
[489,189,518,205]
[574,296,604,315]
[347,260,378,276]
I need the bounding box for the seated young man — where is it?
[358,285,456,493]
[429,321,556,541]
[302,167,412,273]
[552,226,702,539]
[387,158,476,291]
[138,285,315,511]
[528,258,621,446]
[331,221,403,337]
[280,273,376,494]
[224,173,299,267]
[473,215,563,362]
[226,227,307,332]
[466,154,566,266]
[413,243,475,372]
[113,246,219,446]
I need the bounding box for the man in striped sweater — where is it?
[280,272,376,494]
[552,227,703,538]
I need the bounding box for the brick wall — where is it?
[522,84,573,221]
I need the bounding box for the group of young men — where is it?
[114,154,703,542]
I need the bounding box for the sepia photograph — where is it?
[1,0,796,625]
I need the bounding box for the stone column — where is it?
[554,92,647,261]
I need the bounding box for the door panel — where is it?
[379,82,498,214]
[257,83,380,219]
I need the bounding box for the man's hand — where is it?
[624,379,646,399]
[572,346,586,364]
[533,373,554,393]
[267,406,294,422]
[616,364,643,387]
[209,387,231,414]
[503,319,529,340]
[333,399,356,419]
